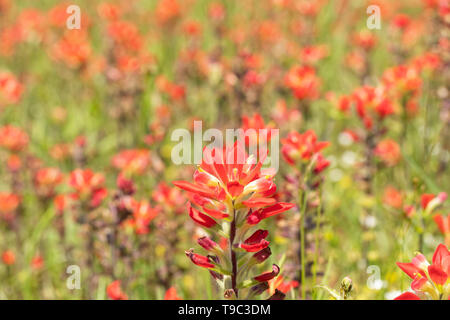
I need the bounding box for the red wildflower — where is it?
[164,287,182,300]
[0,125,29,152]
[284,65,320,100]
[155,0,181,26]
[52,31,92,69]
[0,72,23,106]
[69,169,107,208]
[241,113,273,146]
[374,139,401,166]
[112,149,151,175]
[125,199,159,235]
[34,168,64,198]
[433,214,450,246]
[106,280,128,300]
[0,192,20,214]
[31,255,44,270]
[352,86,394,129]
[97,2,121,21]
[2,250,15,265]
[107,21,143,52]
[352,30,377,50]
[269,275,299,295]
[281,130,330,165]
[396,243,449,300]
[383,186,403,209]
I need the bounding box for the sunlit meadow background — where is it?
[0,0,448,299]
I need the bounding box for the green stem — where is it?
[299,188,308,299]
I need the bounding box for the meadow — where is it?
[0,0,449,300]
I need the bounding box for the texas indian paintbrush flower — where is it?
[173,142,294,299]
[395,243,449,300]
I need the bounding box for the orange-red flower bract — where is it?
[281,130,330,167]
[174,142,294,299]
[395,243,449,300]
[0,192,20,214]
[68,169,108,208]
[106,280,128,300]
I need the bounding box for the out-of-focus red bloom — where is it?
[270,99,302,127]
[434,214,450,235]
[164,287,182,300]
[34,168,64,198]
[69,169,107,208]
[300,45,328,65]
[152,182,185,214]
[352,86,394,129]
[421,192,447,212]
[0,192,20,214]
[108,21,143,52]
[411,52,441,73]
[97,2,122,21]
[242,70,265,88]
[183,20,202,37]
[112,149,151,175]
[422,194,436,210]
[434,214,450,246]
[2,250,15,265]
[128,200,159,235]
[269,275,299,295]
[395,291,421,300]
[313,153,330,174]
[0,72,23,106]
[0,125,29,152]
[326,92,352,114]
[7,154,21,172]
[106,280,128,300]
[395,243,449,300]
[31,254,44,270]
[345,50,366,74]
[53,194,67,215]
[391,13,411,30]
[156,76,186,101]
[374,139,401,166]
[255,21,280,45]
[284,66,320,100]
[382,65,422,115]
[296,0,321,16]
[281,130,330,165]
[241,113,274,146]
[155,0,181,26]
[352,30,377,50]
[52,31,92,69]
[383,186,403,209]
[208,2,225,21]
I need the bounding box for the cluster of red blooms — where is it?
[68,169,108,209]
[281,129,330,175]
[0,72,23,107]
[284,65,320,101]
[174,142,294,299]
